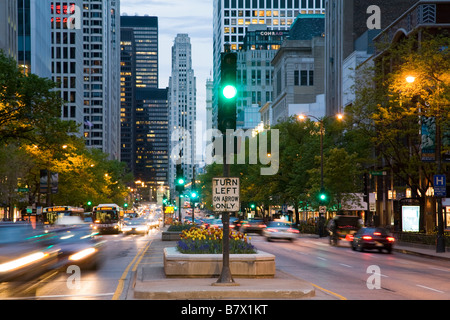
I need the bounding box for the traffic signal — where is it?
[175,163,185,193]
[318,188,328,204]
[218,51,237,133]
[190,190,198,200]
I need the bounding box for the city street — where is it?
[0,229,160,300]
[1,227,449,300]
[251,234,450,300]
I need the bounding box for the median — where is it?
[163,226,275,278]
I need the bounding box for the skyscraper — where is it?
[168,34,197,195]
[212,0,325,129]
[135,88,169,201]
[18,0,52,78]
[50,0,121,159]
[120,16,158,88]
[0,0,18,60]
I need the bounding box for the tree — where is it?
[349,30,450,231]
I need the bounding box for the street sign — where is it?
[212,177,240,212]
[370,171,386,176]
[433,174,447,197]
[319,206,327,214]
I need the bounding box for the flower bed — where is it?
[164,226,275,278]
[177,227,256,254]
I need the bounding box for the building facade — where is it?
[212,0,325,129]
[0,0,18,60]
[120,15,158,88]
[18,0,52,78]
[271,14,325,124]
[168,34,197,195]
[236,25,289,129]
[324,0,419,116]
[120,27,136,173]
[134,88,169,201]
[50,0,121,159]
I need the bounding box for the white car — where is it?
[263,221,300,242]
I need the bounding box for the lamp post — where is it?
[298,113,344,236]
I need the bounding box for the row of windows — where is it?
[223,0,324,10]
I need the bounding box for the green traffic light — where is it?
[177,178,185,185]
[191,192,198,198]
[87,201,92,206]
[222,85,237,99]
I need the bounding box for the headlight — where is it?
[0,252,48,272]
[69,248,96,261]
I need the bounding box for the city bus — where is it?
[92,204,123,233]
[43,206,85,225]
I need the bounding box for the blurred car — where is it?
[263,221,300,242]
[49,216,105,270]
[351,227,395,253]
[209,219,223,229]
[240,218,266,234]
[147,217,160,229]
[0,223,60,282]
[121,218,150,235]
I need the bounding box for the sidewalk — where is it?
[393,242,450,261]
[130,235,316,300]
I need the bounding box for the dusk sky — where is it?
[121,0,213,157]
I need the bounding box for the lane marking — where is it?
[4,293,115,300]
[317,257,327,261]
[339,263,353,268]
[112,240,152,300]
[416,284,444,294]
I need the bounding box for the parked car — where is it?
[240,218,266,235]
[263,221,300,242]
[351,227,395,253]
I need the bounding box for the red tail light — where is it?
[387,237,395,242]
[345,234,354,241]
[362,235,373,240]
[266,228,278,233]
[258,224,266,228]
[374,232,381,236]
[288,228,300,234]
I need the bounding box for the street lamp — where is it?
[298,113,344,236]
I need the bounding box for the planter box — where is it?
[164,247,275,278]
[161,231,182,241]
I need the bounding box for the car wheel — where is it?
[351,242,356,251]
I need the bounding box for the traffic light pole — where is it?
[214,133,238,286]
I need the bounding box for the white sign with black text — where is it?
[212,177,240,212]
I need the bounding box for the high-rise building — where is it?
[212,0,325,129]
[237,25,289,129]
[120,16,158,88]
[18,0,52,78]
[168,34,197,195]
[50,0,121,160]
[324,0,419,115]
[120,28,136,173]
[0,0,18,60]
[135,88,169,201]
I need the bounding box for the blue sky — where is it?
[121,0,213,153]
